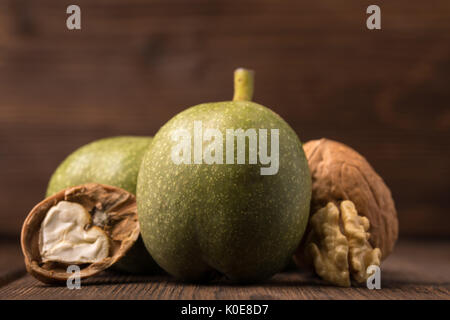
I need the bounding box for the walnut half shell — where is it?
[21,183,140,284]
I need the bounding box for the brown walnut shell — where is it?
[303,138,398,259]
[21,183,140,284]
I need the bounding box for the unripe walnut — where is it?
[295,138,398,286]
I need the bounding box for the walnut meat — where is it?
[341,200,381,283]
[39,201,110,264]
[21,183,140,284]
[303,138,398,258]
[304,201,381,287]
[305,202,350,286]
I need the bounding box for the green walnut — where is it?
[137,69,311,282]
[46,136,160,274]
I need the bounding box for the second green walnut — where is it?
[46,136,160,274]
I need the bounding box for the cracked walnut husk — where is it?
[21,183,140,284]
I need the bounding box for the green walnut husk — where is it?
[137,69,311,282]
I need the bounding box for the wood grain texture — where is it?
[0,239,449,300]
[0,0,449,237]
[0,239,26,287]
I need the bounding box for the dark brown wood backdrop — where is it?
[0,0,449,238]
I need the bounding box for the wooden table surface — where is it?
[0,238,449,300]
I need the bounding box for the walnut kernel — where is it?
[303,201,381,287]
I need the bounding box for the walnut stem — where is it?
[233,68,254,102]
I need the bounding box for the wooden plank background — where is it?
[0,0,449,238]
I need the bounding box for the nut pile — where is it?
[20,70,399,287]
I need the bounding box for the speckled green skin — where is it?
[47,136,152,197]
[137,101,311,282]
[46,136,160,274]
